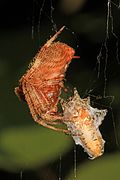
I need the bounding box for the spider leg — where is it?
[46,121,61,125]
[44,26,65,48]
[23,83,70,134]
[42,111,63,121]
[15,86,26,101]
[35,119,70,135]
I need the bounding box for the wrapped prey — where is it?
[61,89,107,159]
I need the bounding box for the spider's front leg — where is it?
[22,82,70,134]
[38,110,70,134]
[25,92,69,134]
[36,118,70,135]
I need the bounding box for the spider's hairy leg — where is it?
[36,119,70,135]
[27,103,70,134]
[44,26,65,48]
[23,83,70,134]
[28,103,70,134]
[15,84,27,101]
[42,108,63,121]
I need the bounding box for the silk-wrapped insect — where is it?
[61,89,107,159]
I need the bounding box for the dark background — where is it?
[0,0,120,179]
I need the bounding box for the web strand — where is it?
[106,0,120,64]
[32,0,35,39]
[85,0,120,98]
[20,170,23,180]
[74,146,77,179]
[38,0,45,41]
[58,154,62,180]
[50,0,57,32]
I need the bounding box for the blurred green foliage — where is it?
[0,126,72,171]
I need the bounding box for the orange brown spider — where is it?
[15,26,79,133]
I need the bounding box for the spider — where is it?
[15,26,79,134]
